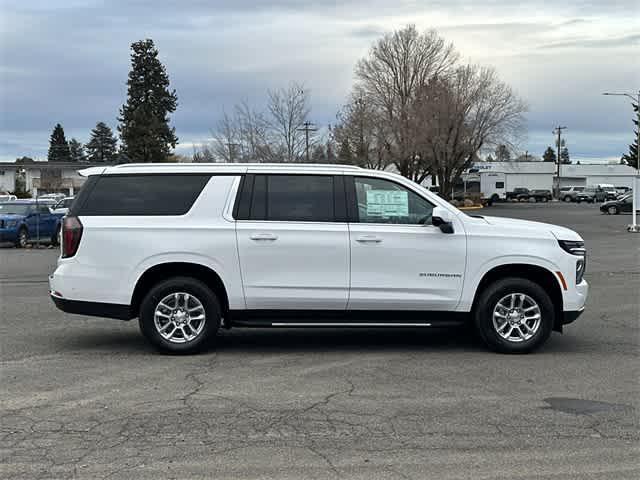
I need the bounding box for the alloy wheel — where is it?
[153,292,206,343]
[492,293,541,343]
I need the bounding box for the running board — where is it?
[271,322,433,327]
[227,310,468,329]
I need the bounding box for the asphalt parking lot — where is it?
[1,202,638,480]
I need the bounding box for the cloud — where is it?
[539,34,640,49]
[0,0,639,161]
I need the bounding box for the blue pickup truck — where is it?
[0,200,65,247]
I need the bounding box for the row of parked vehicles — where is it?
[0,193,75,247]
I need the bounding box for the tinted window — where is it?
[0,204,30,215]
[249,175,335,222]
[77,174,210,216]
[495,182,505,189]
[353,177,433,225]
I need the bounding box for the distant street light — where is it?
[603,91,640,232]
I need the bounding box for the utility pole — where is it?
[552,126,567,198]
[603,91,640,232]
[298,121,317,163]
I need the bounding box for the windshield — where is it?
[0,203,31,215]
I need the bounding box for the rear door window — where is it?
[75,174,211,216]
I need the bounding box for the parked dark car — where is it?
[600,194,634,215]
[576,187,607,203]
[0,200,64,247]
[506,187,530,201]
[529,189,552,202]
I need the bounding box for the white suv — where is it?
[50,163,588,354]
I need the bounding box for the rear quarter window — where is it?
[73,174,211,216]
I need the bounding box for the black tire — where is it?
[15,227,28,248]
[563,196,572,202]
[540,196,548,203]
[607,205,619,215]
[51,225,61,246]
[138,276,220,354]
[473,277,555,354]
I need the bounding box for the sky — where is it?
[1,0,638,163]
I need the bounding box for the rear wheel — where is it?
[139,277,220,354]
[474,278,554,354]
[540,196,548,203]
[15,227,28,248]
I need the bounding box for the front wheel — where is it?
[607,205,619,215]
[139,277,220,354]
[474,278,554,353]
[564,196,572,202]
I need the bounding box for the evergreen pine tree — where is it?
[621,102,638,169]
[560,145,571,164]
[47,123,71,162]
[68,138,87,162]
[86,122,118,163]
[118,39,178,162]
[542,146,556,163]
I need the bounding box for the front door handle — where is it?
[250,233,278,241]
[356,235,382,243]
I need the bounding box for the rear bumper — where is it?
[0,228,19,243]
[50,293,133,320]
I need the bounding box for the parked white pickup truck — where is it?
[50,163,588,354]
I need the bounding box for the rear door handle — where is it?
[250,233,278,241]
[356,235,382,243]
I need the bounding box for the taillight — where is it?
[62,216,83,258]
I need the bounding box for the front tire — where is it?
[474,278,555,354]
[607,205,619,215]
[564,196,572,202]
[138,277,220,354]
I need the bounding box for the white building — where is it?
[558,163,637,189]
[0,162,111,196]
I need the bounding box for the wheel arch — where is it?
[130,262,230,318]
[471,263,564,331]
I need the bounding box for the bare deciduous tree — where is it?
[354,25,458,180]
[267,82,310,162]
[413,65,527,197]
[200,83,311,163]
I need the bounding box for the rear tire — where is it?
[138,277,220,354]
[474,278,555,354]
[15,227,28,248]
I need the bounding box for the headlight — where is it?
[5,220,18,228]
[558,240,586,284]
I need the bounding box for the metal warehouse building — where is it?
[465,162,637,191]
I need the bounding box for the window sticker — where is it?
[366,190,409,217]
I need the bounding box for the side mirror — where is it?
[431,206,454,234]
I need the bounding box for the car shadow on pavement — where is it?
[58,326,485,355]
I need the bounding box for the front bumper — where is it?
[561,307,585,325]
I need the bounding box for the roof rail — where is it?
[111,162,362,170]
